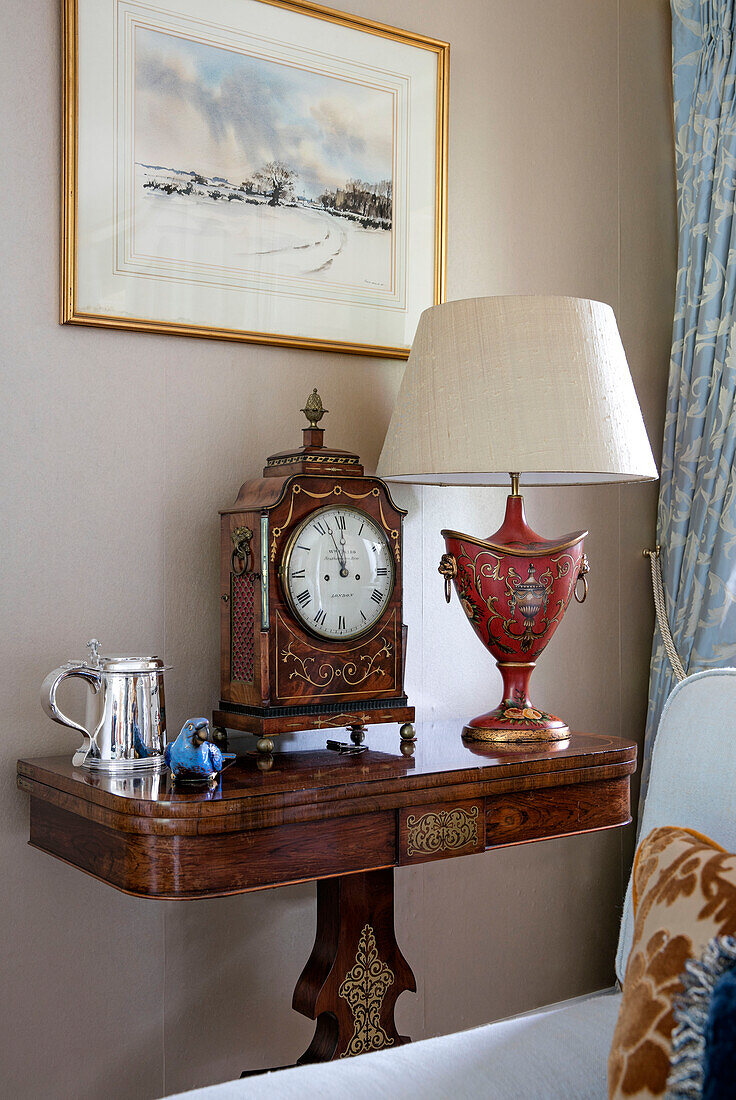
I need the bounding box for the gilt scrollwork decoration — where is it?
[405,806,479,857]
[338,924,395,1058]
[270,486,301,562]
[455,544,570,654]
[378,499,401,564]
[280,639,392,688]
[553,553,574,579]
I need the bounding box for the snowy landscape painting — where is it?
[68,0,446,353]
[133,27,396,290]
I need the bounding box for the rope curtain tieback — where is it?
[643,547,687,682]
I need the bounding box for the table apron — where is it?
[26,772,631,898]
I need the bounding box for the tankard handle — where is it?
[41,663,102,766]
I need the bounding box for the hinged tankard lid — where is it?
[82,639,170,674]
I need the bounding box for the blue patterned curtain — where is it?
[641,0,736,805]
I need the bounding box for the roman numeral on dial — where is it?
[335,515,346,530]
[376,567,388,576]
[338,615,345,631]
[370,589,383,603]
[314,609,326,626]
[296,589,311,607]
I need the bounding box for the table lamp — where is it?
[376,296,657,743]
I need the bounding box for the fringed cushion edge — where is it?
[665,935,736,1099]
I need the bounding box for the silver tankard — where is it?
[41,639,169,770]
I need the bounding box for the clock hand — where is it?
[336,530,350,577]
[325,522,342,561]
[338,532,349,577]
[326,522,349,577]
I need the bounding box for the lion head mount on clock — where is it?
[214,390,415,759]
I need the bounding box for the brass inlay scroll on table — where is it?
[338,924,395,1058]
[405,806,479,857]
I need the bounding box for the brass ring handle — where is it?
[574,554,590,604]
[231,526,253,577]
[231,549,248,576]
[438,553,458,605]
[574,574,588,603]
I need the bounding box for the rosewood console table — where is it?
[18,722,635,1065]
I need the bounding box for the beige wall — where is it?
[0,0,674,1095]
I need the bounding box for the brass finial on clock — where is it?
[301,388,328,429]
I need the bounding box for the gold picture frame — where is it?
[61,0,449,358]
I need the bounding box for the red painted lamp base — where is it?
[462,660,569,743]
[440,490,589,746]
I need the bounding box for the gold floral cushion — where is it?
[608,826,736,1099]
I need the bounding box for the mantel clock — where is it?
[215,391,415,753]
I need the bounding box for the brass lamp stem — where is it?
[509,472,520,496]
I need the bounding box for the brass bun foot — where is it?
[399,721,416,757]
[347,723,366,746]
[211,725,228,746]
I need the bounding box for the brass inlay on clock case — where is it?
[266,453,361,469]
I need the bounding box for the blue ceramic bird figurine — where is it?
[165,718,232,785]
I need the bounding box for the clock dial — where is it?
[282,505,395,640]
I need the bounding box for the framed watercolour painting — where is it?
[62,0,449,357]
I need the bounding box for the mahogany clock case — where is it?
[216,468,414,740]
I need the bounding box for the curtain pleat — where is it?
[641,0,736,807]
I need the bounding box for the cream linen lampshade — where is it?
[376,295,657,746]
[376,295,657,486]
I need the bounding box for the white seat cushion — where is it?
[163,989,621,1100]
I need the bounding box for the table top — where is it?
[18,721,636,898]
[18,721,636,831]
